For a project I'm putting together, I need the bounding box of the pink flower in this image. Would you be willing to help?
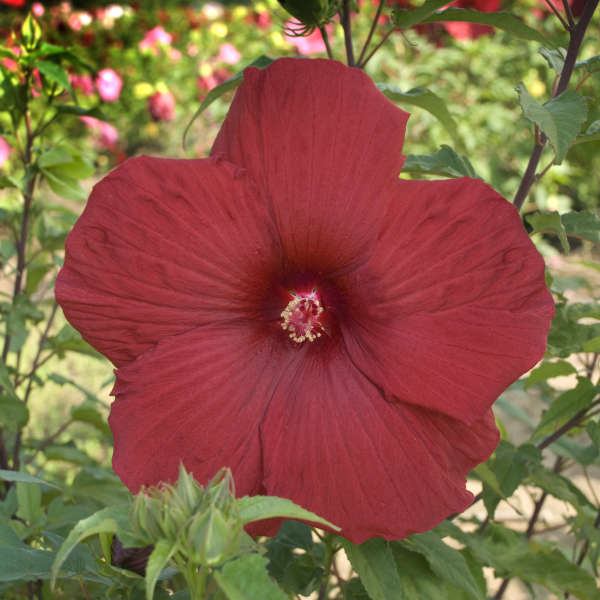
[285,20,327,55]
[96,68,122,102]
[32,2,44,17]
[80,116,119,147]
[70,73,94,96]
[217,43,241,65]
[148,91,176,122]
[139,26,172,52]
[0,137,11,168]
[197,67,231,97]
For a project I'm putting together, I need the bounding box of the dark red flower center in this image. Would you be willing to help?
[280,289,324,344]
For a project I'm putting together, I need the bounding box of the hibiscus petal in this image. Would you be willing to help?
[211,58,409,274]
[259,348,499,544]
[110,324,289,495]
[55,156,280,367]
[343,177,555,424]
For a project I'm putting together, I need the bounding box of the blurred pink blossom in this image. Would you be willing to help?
[168,47,182,61]
[197,67,231,98]
[0,137,11,168]
[96,68,122,102]
[32,2,44,17]
[68,11,93,31]
[217,43,241,65]
[285,21,327,55]
[148,91,176,122]
[80,116,119,147]
[139,26,172,52]
[187,43,199,57]
[70,73,94,96]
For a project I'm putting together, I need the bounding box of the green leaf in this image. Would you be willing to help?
[36,60,72,94]
[50,504,130,587]
[481,523,599,599]
[403,531,481,600]
[378,84,462,149]
[482,442,541,517]
[0,393,29,430]
[0,357,18,402]
[402,145,479,179]
[525,360,577,388]
[0,469,60,489]
[145,539,176,600]
[574,121,600,145]
[183,55,275,147]
[575,54,600,75]
[516,84,588,164]
[561,210,600,244]
[55,104,106,119]
[527,467,593,513]
[539,47,566,73]
[45,323,104,359]
[526,211,569,251]
[340,538,402,600]
[16,481,43,524]
[70,403,111,436]
[532,377,598,441]
[38,147,73,168]
[421,8,551,45]
[214,554,288,600]
[389,543,445,599]
[582,336,600,352]
[391,0,448,29]
[43,168,86,202]
[237,496,339,530]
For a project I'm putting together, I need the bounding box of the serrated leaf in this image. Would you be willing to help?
[403,531,481,600]
[526,211,569,251]
[145,540,176,600]
[237,496,339,530]
[214,553,288,600]
[341,538,402,600]
[525,360,577,388]
[391,0,448,29]
[402,145,479,178]
[50,504,130,587]
[377,84,461,148]
[421,8,551,45]
[36,60,72,94]
[532,377,597,441]
[561,210,600,244]
[183,55,275,147]
[516,84,588,163]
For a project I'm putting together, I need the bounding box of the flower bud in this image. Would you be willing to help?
[278,0,337,33]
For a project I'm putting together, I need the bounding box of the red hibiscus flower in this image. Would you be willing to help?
[443,0,502,40]
[55,59,554,543]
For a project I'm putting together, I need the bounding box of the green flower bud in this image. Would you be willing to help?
[278,0,338,33]
[20,13,42,52]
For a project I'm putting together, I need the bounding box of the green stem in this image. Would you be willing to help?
[340,0,355,66]
[357,0,385,66]
[317,533,337,600]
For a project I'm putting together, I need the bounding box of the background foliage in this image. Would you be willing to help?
[0,0,600,598]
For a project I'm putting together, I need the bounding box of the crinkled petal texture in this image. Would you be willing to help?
[343,177,555,425]
[55,156,280,367]
[212,58,409,274]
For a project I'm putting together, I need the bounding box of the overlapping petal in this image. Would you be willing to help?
[110,324,293,495]
[211,58,409,274]
[259,347,499,543]
[342,177,555,424]
[55,156,281,367]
